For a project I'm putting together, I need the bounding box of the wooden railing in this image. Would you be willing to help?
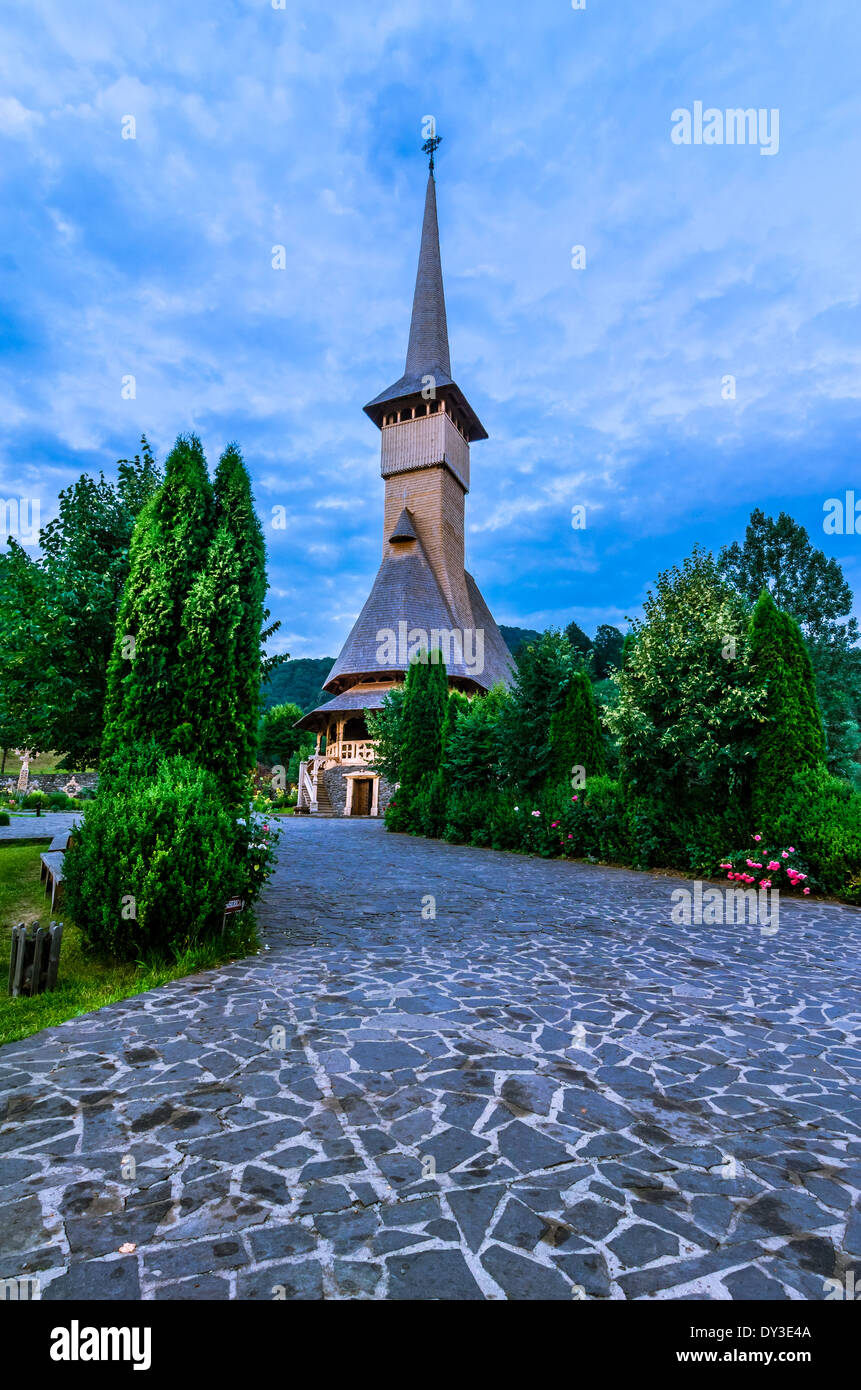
[297,743,379,812]
[336,741,376,765]
[297,759,319,812]
[318,741,376,767]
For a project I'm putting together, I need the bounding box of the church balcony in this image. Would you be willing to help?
[321,740,377,767]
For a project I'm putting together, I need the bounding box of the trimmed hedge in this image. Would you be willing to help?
[64,747,249,960]
[772,766,861,903]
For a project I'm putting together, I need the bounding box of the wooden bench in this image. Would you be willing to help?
[39,852,66,910]
[49,831,72,852]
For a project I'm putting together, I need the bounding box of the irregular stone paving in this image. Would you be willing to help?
[0,813,80,842]
[2,818,861,1301]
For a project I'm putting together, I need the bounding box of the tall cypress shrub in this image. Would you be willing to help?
[103,435,214,756]
[442,689,470,756]
[389,654,448,830]
[498,630,571,796]
[175,525,244,800]
[399,654,448,791]
[749,589,826,825]
[213,443,266,789]
[549,669,606,789]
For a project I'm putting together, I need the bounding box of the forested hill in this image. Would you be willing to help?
[262,657,334,713]
[499,625,541,655]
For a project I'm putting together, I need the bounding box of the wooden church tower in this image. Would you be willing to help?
[296,142,513,816]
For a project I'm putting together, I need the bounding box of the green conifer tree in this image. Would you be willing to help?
[210,443,267,797]
[175,525,244,800]
[103,435,214,756]
[749,589,827,824]
[549,669,606,789]
[498,630,571,796]
[397,654,449,819]
[442,689,470,756]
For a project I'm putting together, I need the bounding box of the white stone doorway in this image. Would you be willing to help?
[344,773,380,817]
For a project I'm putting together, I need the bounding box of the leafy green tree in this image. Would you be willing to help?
[591,624,625,680]
[0,440,162,767]
[103,435,215,757]
[258,702,306,767]
[0,539,53,757]
[367,685,405,784]
[286,735,315,786]
[499,630,572,796]
[605,547,764,815]
[564,620,592,663]
[549,670,606,788]
[720,508,861,776]
[719,508,858,645]
[807,641,861,785]
[747,589,826,825]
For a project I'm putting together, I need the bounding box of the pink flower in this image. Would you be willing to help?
[767,861,780,871]
[746,860,762,869]
[803,887,810,895]
[782,851,789,859]
[789,846,796,853]
[753,834,762,842]
[531,810,540,818]
[572,795,579,802]
[567,834,573,839]
[759,879,772,889]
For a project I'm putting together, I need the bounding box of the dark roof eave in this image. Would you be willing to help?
[363,378,487,442]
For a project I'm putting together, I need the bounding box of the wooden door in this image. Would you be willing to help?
[352,779,371,816]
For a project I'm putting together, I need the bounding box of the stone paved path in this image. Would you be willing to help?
[0,813,80,842]
[2,818,861,1300]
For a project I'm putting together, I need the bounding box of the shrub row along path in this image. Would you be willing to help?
[2,817,861,1301]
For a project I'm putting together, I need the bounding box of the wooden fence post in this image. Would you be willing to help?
[45,921,63,991]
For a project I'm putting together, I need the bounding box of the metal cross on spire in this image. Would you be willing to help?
[422,132,442,172]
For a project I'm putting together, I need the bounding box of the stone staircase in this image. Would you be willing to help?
[314,777,335,816]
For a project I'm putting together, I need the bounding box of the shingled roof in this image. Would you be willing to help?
[364,172,487,441]
[323,530,514,694]
[294,684,392,732]
[389,506,417,543]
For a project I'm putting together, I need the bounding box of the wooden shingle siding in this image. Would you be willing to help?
[381,411,469,492]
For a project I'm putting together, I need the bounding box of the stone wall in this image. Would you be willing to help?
[322,767,348,816]
[3,772,99,795]
[320,767,395,817]
[377,775,395,813]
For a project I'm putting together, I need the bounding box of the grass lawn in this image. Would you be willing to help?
[0,841,258,1047]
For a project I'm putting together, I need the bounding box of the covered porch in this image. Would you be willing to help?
[294,684,395,816]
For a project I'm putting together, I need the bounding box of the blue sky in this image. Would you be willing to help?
[1,0,860,657]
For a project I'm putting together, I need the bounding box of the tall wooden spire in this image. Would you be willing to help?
[404,172,451,381]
